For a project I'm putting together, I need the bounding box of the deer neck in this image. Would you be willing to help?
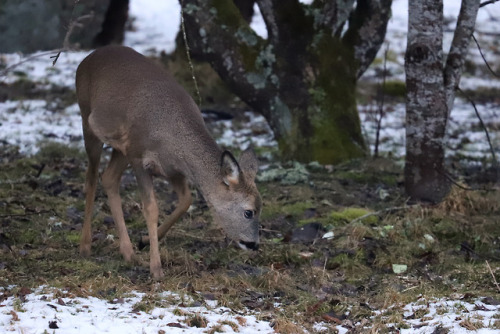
[158,138,223,204]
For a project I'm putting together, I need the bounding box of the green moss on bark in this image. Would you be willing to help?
[274,33,366,164]
[211,0,246,29]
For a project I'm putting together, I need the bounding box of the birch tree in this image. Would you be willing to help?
[182,0,392,164]
[405,0,480,203]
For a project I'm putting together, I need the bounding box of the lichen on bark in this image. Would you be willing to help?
[404,0,480,203]
[181,0,392,164]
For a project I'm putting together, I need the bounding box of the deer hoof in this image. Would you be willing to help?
[138,236,150,250]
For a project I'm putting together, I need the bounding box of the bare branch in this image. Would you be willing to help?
[255,0,280,45]
[255,0,311,56]
[181,0,277,120]
[315,0,356,35]
[458,88,498,169]
[0,50,62,78]
[343,0,393,78]
[52,13,94,66]
[374,44,389,157]
[471,34,500,78]
[480,0,500,7]
[443,0,480,112]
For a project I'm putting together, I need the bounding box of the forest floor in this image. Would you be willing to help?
[1,0,500,333]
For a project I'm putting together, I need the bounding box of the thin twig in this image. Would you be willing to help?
[471,34,500,78]
[480,0,500,8]
[180,1,202,107]
[0,210,57,218]
[350,205,419,224]
[458,88,498,169]
[374,43,389,157]
[485,260,500,293]
[0,50,62,78]
[442,172,496,191]
[52,13,94,66]
[439,160,498,191]
[1,3,91,77]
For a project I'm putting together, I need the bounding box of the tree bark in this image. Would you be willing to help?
[405,0,480,203]
[181,0,392,164]
[93,0,129,47]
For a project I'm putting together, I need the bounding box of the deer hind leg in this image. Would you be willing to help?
[101,149,134,262]
[80,128,103,257]
[133,163,164,280]
[140,174,192,246]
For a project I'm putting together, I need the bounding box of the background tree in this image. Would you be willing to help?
[405,0,480,203]
[182,0,392,164]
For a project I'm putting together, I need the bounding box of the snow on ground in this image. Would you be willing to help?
[0,1,498,159]
[0,100,82,153]
[0,287,274,334]
[390,296,500,334]
[2,287,500,334]
[1,1,500,333]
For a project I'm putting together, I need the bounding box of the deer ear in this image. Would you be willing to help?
[239,147,259,180]
[220,151,241,186]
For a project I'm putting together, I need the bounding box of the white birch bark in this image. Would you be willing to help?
[405,0,480,203]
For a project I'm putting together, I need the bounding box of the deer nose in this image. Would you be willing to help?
[239,240,259,251]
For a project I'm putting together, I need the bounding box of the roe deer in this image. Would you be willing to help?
[76,45,261,279]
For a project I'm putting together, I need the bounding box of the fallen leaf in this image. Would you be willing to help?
[392,264,407,274]
[321,314,342,324]
[10,310,19,321]
[482,296,500,305]
[474,303,492,311]
[235,316,247,326]
[47,304,58,311]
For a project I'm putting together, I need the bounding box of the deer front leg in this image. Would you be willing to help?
[133,163,164,280]
[102,149,134,262]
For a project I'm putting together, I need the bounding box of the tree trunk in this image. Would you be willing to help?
[93,0,129,47]
[181,0,392,164]
[405,0,480,203]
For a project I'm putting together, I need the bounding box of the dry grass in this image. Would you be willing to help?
[1,147,499,331]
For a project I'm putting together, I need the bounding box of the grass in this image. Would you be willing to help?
[0,143,499,332]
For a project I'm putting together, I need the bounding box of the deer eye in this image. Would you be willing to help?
[244,210,254,219]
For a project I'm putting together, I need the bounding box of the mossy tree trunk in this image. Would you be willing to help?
[405,0,480,203]
[182,0,392,164]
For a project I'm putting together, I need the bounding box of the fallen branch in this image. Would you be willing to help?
[443,172,497,192]
[0,209,58,218]
[485,260,500,293]
[350,204,419,224]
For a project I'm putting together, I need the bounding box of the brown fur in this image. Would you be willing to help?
[75,46,261,280]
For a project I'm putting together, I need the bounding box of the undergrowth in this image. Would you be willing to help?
[0,145,499,332]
